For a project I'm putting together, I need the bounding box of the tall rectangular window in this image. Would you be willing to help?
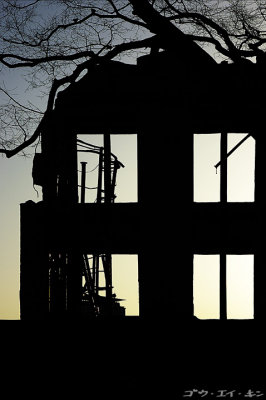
[193,255,220,319]
[112,254,139,316]
[193,254,254,320]
[193,134,220,202]
[227,134,255,202]
[110,135,138,203]
[226,255,254,319]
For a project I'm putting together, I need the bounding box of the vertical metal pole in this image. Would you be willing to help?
[103,134,112,315]
[111,159,119,203]
[95,256,99,296]
[92,255,96,289]
[97,148,103,204]
[254,133,260,319]
[104,253,113,316]
[94,147,103,310]
[220,133,227,320]
[220,132,228,204]
[220,253,227,320]
[104,133,112,204]
[80,162,87,204]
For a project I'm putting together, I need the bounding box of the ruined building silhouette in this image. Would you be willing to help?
[19,32,266,391]
[20,35,266,322]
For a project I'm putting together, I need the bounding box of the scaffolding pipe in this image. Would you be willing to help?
[80,162,87,204]
[111,159,120,202]
[102,254,113,316]
[104,133,112,204]
[220,132,227,203]
[220,253,227,320]
[97,148,104,204]
[215,133,251,170]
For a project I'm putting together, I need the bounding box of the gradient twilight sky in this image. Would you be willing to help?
[0,154,35,319]
[0,3,256,320]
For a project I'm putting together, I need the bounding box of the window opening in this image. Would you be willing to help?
[48,251,139,317]
[77,134,138,204]
[82,253,139,317]
[193,133,255,203]
[194,134,220,202]
[193,254,254,320]
[226,255,254,319]
[227,134,255,202]
[193,255,220,319]
[112,255,139,316]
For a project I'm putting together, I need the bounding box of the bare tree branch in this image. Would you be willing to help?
[1,10,96,48]
[0,34,158,158]
[0,49,96,68]
[8,0,40,10]
[0,86,44,114]
[129,0,217,62]
[1,0,266,158]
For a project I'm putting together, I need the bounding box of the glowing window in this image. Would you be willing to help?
[193,254,254,320]
[194,134,220,202]
[112,254,139,316]
[82,254,139,317]
[193,133,255,202]
[77,134,138,203]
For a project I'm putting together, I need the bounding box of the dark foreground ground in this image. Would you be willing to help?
[0,319,264,399]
